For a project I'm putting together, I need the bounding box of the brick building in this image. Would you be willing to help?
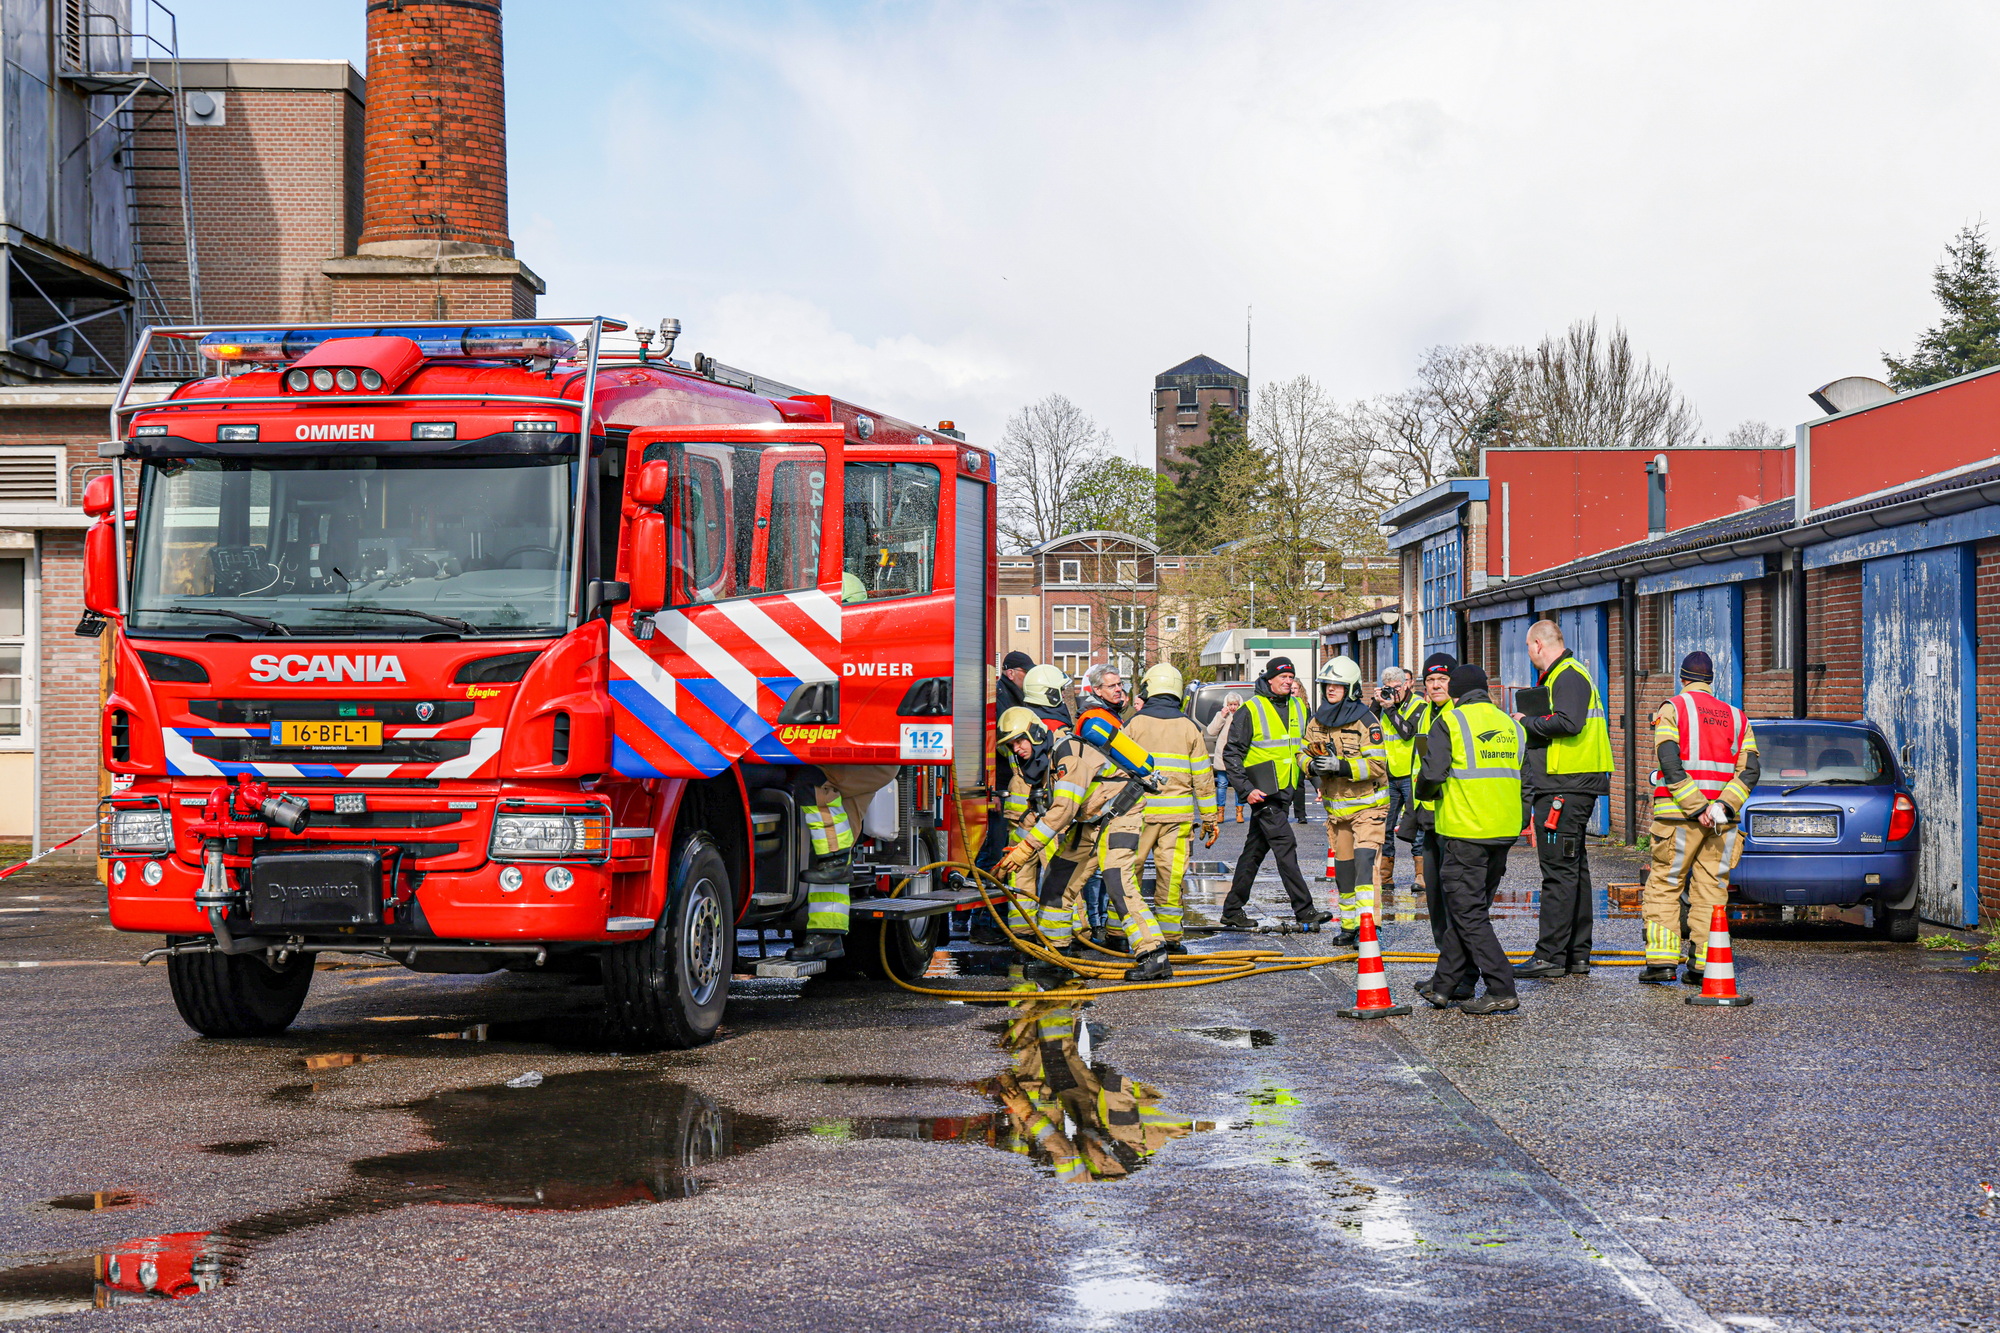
[1023,532,1161,680]
[1448,364,2000,929]
[134,59,366,324]
[1152,354,1246,475]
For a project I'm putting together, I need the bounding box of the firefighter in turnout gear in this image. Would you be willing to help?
[1639,652,1760,986]
[1306,656,1389,947]
[1120,663,1219,946]
[787,763,903,963]
[994,667,1073,937]
[1021,663,1074,731]
[993,708,1175,982]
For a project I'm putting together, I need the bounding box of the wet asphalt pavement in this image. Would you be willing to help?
[2,819,1997,1332]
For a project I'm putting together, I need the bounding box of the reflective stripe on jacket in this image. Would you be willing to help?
[1541,656,1614,775]
[1435,700,1525,840]
[1123,708,1219,823]
[1244,694,1306,793]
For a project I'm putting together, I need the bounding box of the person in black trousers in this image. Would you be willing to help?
[1511,621,1613,979]
[1402,654,1457,985]
[1216,659,1331,931]
[1413,664,1521,1015]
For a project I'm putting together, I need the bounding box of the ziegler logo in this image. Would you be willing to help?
[295,423,376,441]
[465,685,501,699]
[778,725,841,744]
[249,653,406,683]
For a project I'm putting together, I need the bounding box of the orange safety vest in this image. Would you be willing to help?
[1653,690,1746,804]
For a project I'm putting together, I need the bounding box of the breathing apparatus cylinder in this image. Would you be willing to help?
[1076,712,1157,782]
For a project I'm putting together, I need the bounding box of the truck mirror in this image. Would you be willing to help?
[629,512,667,611]
[83,519,119,615]
[82,473,115,517]
[632,460,670,508]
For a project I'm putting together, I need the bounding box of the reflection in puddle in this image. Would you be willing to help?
[1068,1246,1175,1327]
[43,1192,148,1213]
[0,1233,225,1320]
[301,1053,384,1072]
[1181,1027,1279,1049]
[201,1141,274,1158]
[820,1074,972,1090]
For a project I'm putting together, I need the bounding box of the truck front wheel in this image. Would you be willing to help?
[166,939,314,1037]
[603,834,733,1048]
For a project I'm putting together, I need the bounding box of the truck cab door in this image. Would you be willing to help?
[838,443,993,797]
[611,424,846,778]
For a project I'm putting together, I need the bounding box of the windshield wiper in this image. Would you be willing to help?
[156,606,291,636]
[1780,776,1877,796]
[311,604,477,635]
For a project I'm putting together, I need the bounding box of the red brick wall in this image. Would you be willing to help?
[327,273,537,322]
[1807,566,1864,720]
[361,0,512,251]
[137,85,364,324]
[37,534,97,851]
[1976,541,2000,925]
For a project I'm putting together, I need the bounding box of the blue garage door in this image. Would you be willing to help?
[1496,614,1533,714]
[1862,547,1976,927]
[1553,604,1612,836]
[1672,585,1743,708]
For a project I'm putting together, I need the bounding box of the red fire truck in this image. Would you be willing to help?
[87,317,995,1047]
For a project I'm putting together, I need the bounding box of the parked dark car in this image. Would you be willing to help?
[1731,719,1921,940]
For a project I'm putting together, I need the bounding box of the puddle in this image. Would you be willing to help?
[820,1074,972,1090]
[0,1234,224,1319]
[1181,1026,1279,1049]
[922,947,1028,979]
[43,1192,148,1213]
[201,1141,274,1158]
[432,1024,490,1041]
[266,1084,316,1104]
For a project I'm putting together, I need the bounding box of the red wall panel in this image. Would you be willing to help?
[1486,447,1793,580]
[1805,368,2000,513]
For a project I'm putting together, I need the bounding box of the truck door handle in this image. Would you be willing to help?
[777,681,839,724]
[896,677,953,717]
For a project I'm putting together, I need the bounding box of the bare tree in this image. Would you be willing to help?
[1340,344,1521,507]
[1721,419,1786,448]
[1513,318,1701,450]
[996,394,1106,550]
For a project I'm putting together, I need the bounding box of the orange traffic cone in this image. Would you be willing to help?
[1687,905,1753,1007]
[1340,911,1411,1019]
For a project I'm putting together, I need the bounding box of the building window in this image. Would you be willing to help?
[1769,576,1793,670]
[1656,594,1675,673]
[1116,559,1138,585]
[1177,388,1197,409]
[1420,534,1460,646]
[0,559,23,739]
[1014,614,1030,633]
[1163,615,1179,631]
[1053,605,1090,633]
[1110,606,1140,634]
[1304,560,1327,587]
[1058,559,1081,584]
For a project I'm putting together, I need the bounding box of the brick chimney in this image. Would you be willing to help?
[320,0,544,321]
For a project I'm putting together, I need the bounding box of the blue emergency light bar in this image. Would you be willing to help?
[197,325,578,365]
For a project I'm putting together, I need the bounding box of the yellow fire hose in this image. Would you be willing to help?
[873,859,1647,1001]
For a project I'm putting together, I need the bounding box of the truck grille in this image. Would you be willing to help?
[189,700,477,724]
[189,736,472,764]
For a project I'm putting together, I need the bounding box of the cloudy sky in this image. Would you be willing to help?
[175,1,1999,462]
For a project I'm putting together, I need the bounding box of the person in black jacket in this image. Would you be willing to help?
[1511,621,1613,979]
[1217,658,1331,932]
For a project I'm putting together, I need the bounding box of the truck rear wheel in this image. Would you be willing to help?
[166,939,314,1037]
[603,834,733,1048]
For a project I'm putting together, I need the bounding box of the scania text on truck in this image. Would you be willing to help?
[86,317,996,1047]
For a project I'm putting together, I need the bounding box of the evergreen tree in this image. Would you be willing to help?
[1158,402,1268,552]
[1885,223,2000,391]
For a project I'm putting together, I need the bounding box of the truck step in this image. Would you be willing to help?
[853,888,1001,919]
[753,958,827,979]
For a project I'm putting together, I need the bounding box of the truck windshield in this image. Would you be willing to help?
[1756,725,1893,786]
[128,456,574,637]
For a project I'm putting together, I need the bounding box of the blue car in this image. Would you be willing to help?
[1730,719,1921,940]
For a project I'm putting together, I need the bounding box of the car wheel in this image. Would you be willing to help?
[1881,905,1920,943]
[602,834,733,1048]
[166,939,314,1037]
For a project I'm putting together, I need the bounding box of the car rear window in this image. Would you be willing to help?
[1756,726,1893,785]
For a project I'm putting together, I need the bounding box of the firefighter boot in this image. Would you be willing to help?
[1124,946,1174,982]
[1638,920,1679,985]
[789,854,852,962]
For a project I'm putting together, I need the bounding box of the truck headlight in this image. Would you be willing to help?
[490,812,608,860]
[109,809,172,853]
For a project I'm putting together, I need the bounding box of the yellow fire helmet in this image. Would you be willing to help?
[1139,662,1184,701]
[840,571,868,604]
[1021,664,1067,709]
[997,706,1049,747]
